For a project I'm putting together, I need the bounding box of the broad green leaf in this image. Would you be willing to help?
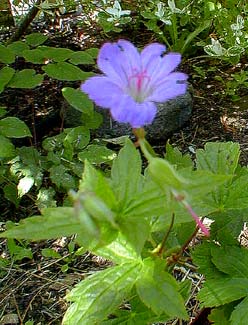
[211,246,248,278]
[36,187,56,210]
[7,69,44,89]
[165,142,192,169]
[223,175,248,210]
[41,248,61,258]
[198,278,248,307]
[230,296,248,325]
[148,157,188,191]
[42,62,93,81]
[25,33,48,47]
[95,234,139,264]
[81,110,103,129]
[192,242,223,278]
[7,41,29,56]
[102,292,170,324]
[209,304,233,325]
[62,87,93,114]
[210,209,245,241]
[136,258,188,319]
[0,67,15,93]
[80,160,116,209]
[69,51,95,65]
[3,183,19,207]
[22,49,47,64]
[0,207,81,240]
[0,45,15,63]
[49,165,76,189]
[0,117,31,138]
[64,126,90,150]
[111,139,142,206]
[63,261,142,324]
[196,142,240,175]
[78,144,116,164]
[38,46,73,62]
[119,216,150,254]
[0,135,15,157]
[123,178,166,218]
[85,47,99,58]
[17,176,34,197]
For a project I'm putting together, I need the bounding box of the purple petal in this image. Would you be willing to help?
[97,40,142,88]
[141,43,166,69]
[148,53,182,86]
[81,76,122,108]
[147,73,188,102]
[110,95,157,128]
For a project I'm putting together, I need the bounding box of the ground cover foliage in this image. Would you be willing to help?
[0,0,248,324]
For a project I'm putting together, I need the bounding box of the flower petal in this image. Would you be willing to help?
[141,43,166,69]
[97,42,127,86]
[81,76,122,108]
[110,95,157,128]
[147,74,188,102]
[116,39,141,76]
[148,53,182,86]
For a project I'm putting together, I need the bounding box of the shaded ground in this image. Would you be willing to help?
[0,19,248,325]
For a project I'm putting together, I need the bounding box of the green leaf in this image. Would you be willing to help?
[165,142,192,169]
[209,304,233,325]
[0,135,15,157]
[95,234,139,264]
[49,165,76,189]
[192,242,223,278]
[25,33,48,47]
[7,69,44,89]
[211,246,248,278]
[7,41,29,56]
[148,157,188,191]
[63,261,142,324]
[7,238,33,261]
[119,216,150,254]
[85,47,99,58]
[17,176,34,197]
[64,126,90,150]
[230,296,248,325]
[78,144,116,164]
[0,44,15,63]
[111,139,142,206]
[0,207,80,240]
[80,160,116,209]
[196,142,240,175]
[81,110,103,129]
[198,278,248,307]
[62,87,93,114]
[36,187,57,210]
[41,248,61,259]
[42,62,93,81]
[136,258,188,319]
[22,49,47,64]
[0,117,32,138]
[38,46,73,62]
[69,51,95,65]
[3,183,19,207]
[0,67,15,93]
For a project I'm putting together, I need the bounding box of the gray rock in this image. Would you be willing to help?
[95,91,193,141]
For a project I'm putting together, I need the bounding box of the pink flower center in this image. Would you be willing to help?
[128,68,152,102]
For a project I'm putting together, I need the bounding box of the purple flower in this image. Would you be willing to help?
[81,39,188,128]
